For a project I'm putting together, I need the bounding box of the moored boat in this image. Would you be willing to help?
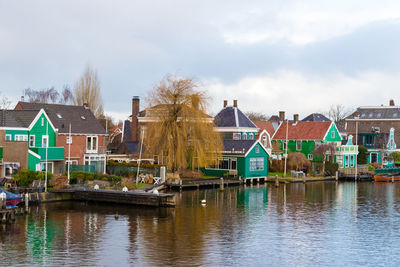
[374,174,400,182]
[0,189,23,208]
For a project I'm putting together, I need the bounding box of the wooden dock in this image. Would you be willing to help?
[30,189,176,207]
[167,178,242,190]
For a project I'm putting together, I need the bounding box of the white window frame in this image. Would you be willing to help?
[331,131,335,138]
[42,135,49,148]
[41,162,54,173]
[15,135,28,141]
[296,140,302,151]
[242,133,247,140]
[5,134,12,141]
[350,155,354,167]
[233,133,241,140]
[308,154,313,160]
[249,133,254,140]
[86,136,98,153]
[250,158,264,171]
[66,136,72,145]
[262,136,268,147]
[29,135,35,147]
[255,146,260,153]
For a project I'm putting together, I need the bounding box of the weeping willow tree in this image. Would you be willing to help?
[144,75,222,173]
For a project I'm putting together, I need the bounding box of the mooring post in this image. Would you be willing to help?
[160,166,166,183]
[25,193,29,210]
[0,192,6,210]
[275,175,279,187]
[392,176,394,183]
[335,171,338,181]
[220,177,224,191]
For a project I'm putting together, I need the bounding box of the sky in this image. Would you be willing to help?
[1,0,400,122]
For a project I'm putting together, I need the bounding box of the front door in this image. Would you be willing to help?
[370,153,378,163]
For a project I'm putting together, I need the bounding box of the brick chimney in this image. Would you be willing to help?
[293,114,299,123]
[390,99,395,106]
[233,100,238,107]
[279,111,285,122]
[130,96,140,142]
[223,100,228,107]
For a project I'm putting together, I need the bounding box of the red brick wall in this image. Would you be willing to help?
[57,134,107,165]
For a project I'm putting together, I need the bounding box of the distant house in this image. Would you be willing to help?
[0,109,64,177]
[345,99,400,166]
[272,116,358,170]
[302,113,330,122]
[15,102,107,173]
[202,100,270,178]
[253,121,279,153]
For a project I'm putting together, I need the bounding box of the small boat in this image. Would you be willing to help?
[0,189,23,208]
[374,174,400,182]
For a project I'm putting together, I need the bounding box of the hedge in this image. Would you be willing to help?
[69,171,122,185]
[12,170,53,187]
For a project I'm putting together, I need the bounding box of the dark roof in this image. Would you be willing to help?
[123,120,131,142]
[268,115,281,122]
[347,107,400,120]
[16,102,106,134]
[302,113,331,122]
[222,140,257,155]
[124,141,139,153]
[0,110,39,127]
[214,106,257,128]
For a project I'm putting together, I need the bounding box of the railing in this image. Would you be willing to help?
[375,167,400,174]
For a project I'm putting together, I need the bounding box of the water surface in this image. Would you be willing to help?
[1,182,400,266]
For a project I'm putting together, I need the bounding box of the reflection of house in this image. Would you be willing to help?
[203,100,270,178]
[346,99,400,166]
[15,102,107,173]
[272,114,357,169]
[0,109,64,177]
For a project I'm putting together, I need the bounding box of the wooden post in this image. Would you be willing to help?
[220,177,224,191]
[0,192,6,210]
[275,175,279,187]
[392,176,394,183]
[335,171,338,181]
[25,193,29,209]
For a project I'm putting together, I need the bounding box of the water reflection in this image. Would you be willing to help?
[2,182,400,266]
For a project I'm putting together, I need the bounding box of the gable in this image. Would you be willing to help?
[245,140,270,157]
[323,123,342,142]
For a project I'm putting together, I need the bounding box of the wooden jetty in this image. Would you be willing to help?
[166,178,242,191]
[41,189,176,207]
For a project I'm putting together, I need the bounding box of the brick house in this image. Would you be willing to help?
[15,102,107,173]
[345,99,400,166]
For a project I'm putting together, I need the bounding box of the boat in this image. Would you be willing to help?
[0,189,23,208]
[374,174,400,182]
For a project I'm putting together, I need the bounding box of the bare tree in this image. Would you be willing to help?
[0,92,11,109]
[245,111,269,122]
[326,104,352,128]
[144,75,222,173]
[23,86,73,104]
[74,65,103,118]
[313,143,336,175]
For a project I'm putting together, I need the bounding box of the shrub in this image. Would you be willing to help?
[325,162,339,176]
[12,170,52,187]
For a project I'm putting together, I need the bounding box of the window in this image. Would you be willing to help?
[242,133,247,140]
[262,136,268,147]
[249,133,254,140]
[41,162,54,173]
[331,131,335,138]
[255,146,260,153]
[207,158,237,170]
[29,135,35,147]
[283,141,287,150]
[250,158,264,171]
[393,113,398,118]
[308,154,313,160]
[218,158,230,169]
[5,134,11,141]
[377,113,381,118]
[233,133,241,140]
[42,135,48,148]
[86,136,98,152]
[365,135,374,146]
[66,136,72,144]
[350,155,354,167]
[41,118,44,126]
[15,135,28,141]
[361,113,366,118]
[231,159,237,170]
[368,113,373,118]
[296,140,302,151]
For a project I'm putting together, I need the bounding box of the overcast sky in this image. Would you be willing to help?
[1,0,400,121]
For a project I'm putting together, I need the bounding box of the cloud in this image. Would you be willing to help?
[204,70,400,118]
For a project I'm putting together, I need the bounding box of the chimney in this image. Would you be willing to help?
[293,114,299,123]
[390,99,395,106]
[131,96,140,142]
[21,96,24,102]
[279,111,285,122]
[233,100,238,107]
[223,100,228,108]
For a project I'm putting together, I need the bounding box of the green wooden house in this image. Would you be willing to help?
[272,120,358,169]
[0,109,64,177]
[202,100,270,178]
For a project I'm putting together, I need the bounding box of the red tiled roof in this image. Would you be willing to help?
[254,121,277,136]
[272,121,332,140]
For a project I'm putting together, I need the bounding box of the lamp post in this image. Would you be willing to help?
[354,115,360,182]
[283,119,289,177]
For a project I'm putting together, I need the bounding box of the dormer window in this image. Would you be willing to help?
[233,133,241,140]
[249,133,254,140]
[242,133,247,140]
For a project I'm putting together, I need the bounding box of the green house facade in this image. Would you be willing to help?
[0,109,64,177]
[202,100,270,178]
[272,120,358,170]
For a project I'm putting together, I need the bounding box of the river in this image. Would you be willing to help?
[1,182,400,266]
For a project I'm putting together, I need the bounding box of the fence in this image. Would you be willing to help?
[107,165,160,177]
[70,165,96,173]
